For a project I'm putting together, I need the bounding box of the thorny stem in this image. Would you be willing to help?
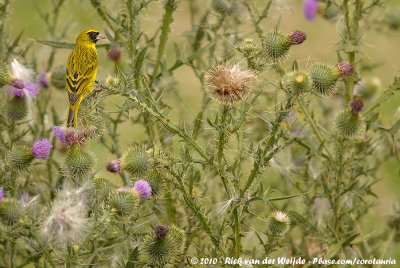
[243,95,295,193]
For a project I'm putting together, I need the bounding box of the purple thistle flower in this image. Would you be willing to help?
[133,180,152,200]
[290,31,307,45]
[52,126,67,144]
[337,62,354,77]
[154,225,169,239]
[107,47,121,62]
[0,188,4,202]
[304,0,319,21]
[8,80,39,98]
[107,159,122,173]
[20,192,29,204]
[292,130,305,138]
[350,99,364,114]
[38,73,49,88]
[31,139,53,160]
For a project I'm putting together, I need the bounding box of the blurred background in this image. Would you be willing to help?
[4,0,400,258]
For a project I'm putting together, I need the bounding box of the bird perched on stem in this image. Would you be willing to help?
[66,29,105,127]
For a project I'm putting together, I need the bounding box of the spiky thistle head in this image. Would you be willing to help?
[263,31,292,63]
[41,186,88,246]
[282,71,311,95]
[7,145,34,172]
[141,224,185,266]
[205,64,257,106]
[266,211,291,237]
[64,129,86,146]
[309,63,340,95]
[7,96,28,121]
[0,198,24,225]
[336,110,362,137]
[63,145,95,180]
[111,189,139,217]
[121,145,153,178]
[145,170,166,196]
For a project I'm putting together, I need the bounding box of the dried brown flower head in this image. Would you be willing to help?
[205,64,257,105]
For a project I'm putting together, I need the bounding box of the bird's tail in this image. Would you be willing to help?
[67,106,76,127]
[66,97,83,127]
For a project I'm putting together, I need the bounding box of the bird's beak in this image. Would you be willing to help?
[96,34,106,41]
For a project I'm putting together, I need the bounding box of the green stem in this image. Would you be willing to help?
[150,0,176,85]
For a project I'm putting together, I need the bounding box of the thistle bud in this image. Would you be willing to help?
[7,96,28,121]
[52,126,67,144]
[146,170,166,196]
[266,211,291,237]
[289,31,307,45]
[211,0,238,16]
[263,30,306,63]
[106,159,122,173]
[38,72,49,88]
[121,146,153,177]
[309,63,340,95]
[7,146,34,172]
[336,110,362,137]
[111,190,139,217]
[105,75,121,88]
[142,224,184,266]
[0,60,11,87]
[336,62,354,77]
[350,99,364,114]
[63,145,95,180]
[282,71,311,95]
[107,46,121,62]
[204,64,257,106]
[50,65,66,90]
[154,225,170,240]
[238,39,259,58]
[0,198,24,225]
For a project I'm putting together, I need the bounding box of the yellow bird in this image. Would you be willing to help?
[66,29,105,127]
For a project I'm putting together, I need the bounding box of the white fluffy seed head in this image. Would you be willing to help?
[41,186,88,246]
[10,59,34,83]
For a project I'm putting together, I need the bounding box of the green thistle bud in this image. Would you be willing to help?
[211,0,238,16]
[142,229,177,267]
[63,145,95,180]
[7,96,28,121]
[263,31,292,63]
[146,170,166,196]
[7,146,34,172]
[105,74,121,89]
[121,146,153,178]
[282,71,311,95]
[309,63,340,95]
[0,198,24,225]
[111,190,139,217]
[91,177,116,202]
[0,60,11,87]
[336,110,362,137]
[238,39,259,58]
[50,65,66,90]
[266,211,291,237]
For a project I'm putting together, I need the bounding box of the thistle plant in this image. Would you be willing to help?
[0,0,399,267]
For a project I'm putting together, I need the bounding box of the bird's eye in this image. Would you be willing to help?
[87,31,99,42]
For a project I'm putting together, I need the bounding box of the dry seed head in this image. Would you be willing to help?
[205,64,257,106]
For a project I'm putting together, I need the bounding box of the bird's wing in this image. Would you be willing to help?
[66,48,98,106]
